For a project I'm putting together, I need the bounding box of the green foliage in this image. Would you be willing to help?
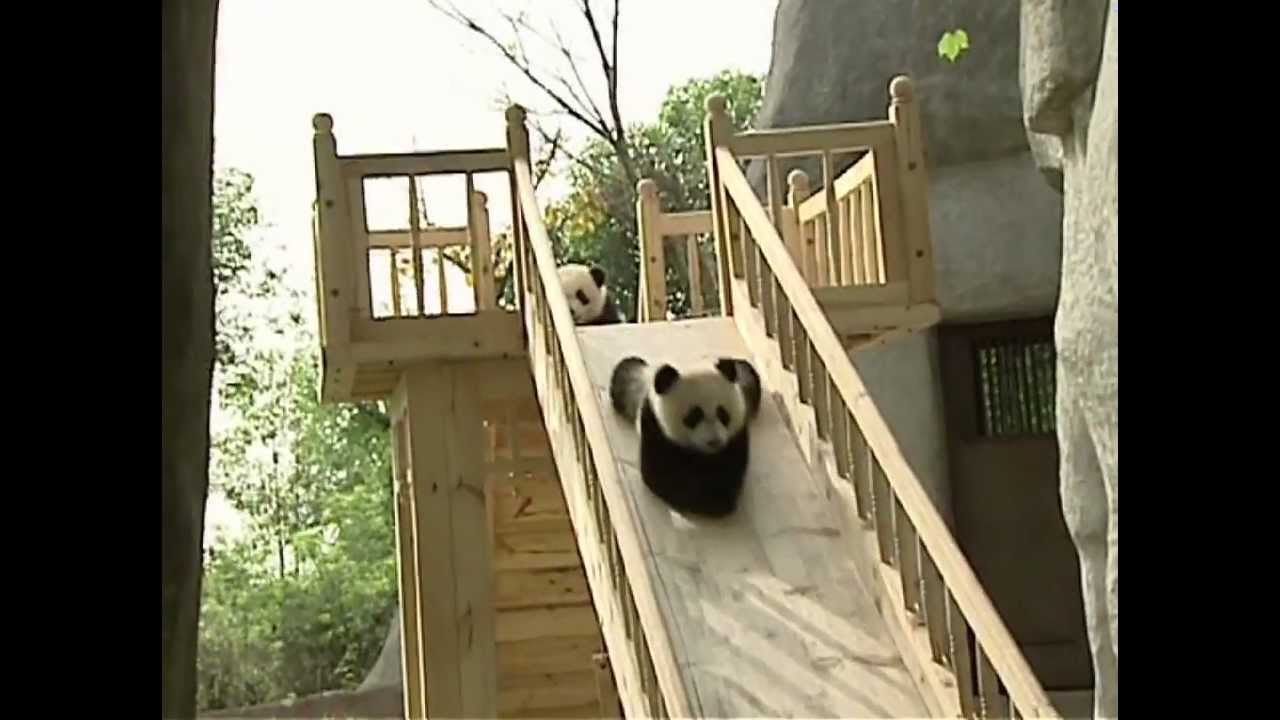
[545,70,763,318]
[200,168,397,712]
[937,29,971,63]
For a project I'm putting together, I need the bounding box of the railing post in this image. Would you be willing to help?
[636,179,666,322]
[784,169,812,283]
[888,76,935,305]
[505,105,531,321]
[703,94,735,316]
[311,113,355,401]
[469,190,495,311]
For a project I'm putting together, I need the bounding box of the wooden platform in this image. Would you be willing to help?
[574,317,930,718]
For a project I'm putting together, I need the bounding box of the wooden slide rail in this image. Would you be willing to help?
[505,105,691,719]
[703,76,1060,719]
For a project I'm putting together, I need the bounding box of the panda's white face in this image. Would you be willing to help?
[558,263,607,324]
[648,359,748,454]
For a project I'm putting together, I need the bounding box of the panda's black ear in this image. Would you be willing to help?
[653,364,680,395]
[714,358,738,383]
[589,266,607,288]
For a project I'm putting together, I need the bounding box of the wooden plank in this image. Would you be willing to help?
[348,312,524,364]
[366,227,470,250]
[729,122,895,158]
[657,210,712,237]
[451,362,498,717]
[495,566,591,609]
[498,635,602,676]
[496,605,602,644]
[493,473,571,528]
[339,147,510,177]
[390,417,426,719]
[400,366,462,717]
[499,670,599,714]
[492,528,583,572]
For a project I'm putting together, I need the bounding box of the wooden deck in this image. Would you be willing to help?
[574,317,929,718]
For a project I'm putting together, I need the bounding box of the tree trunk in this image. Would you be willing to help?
[162,0,220,717]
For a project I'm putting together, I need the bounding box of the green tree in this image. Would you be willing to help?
[546,69,763,319]
[199,168,397,712]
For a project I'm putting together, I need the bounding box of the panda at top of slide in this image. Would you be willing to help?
[557,262,626,325]
[609,354,763,518]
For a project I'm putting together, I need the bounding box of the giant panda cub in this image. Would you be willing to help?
[558,263,625,326]
[609,355,763,518]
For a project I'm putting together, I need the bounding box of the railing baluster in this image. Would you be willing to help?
[389,249,403,316]
[977,644,1006,719]
[685,235,705,316]
[812,358,830,440]
[795,316,812,404]
[848,420,872,522]
[821,151,842,285]
[407,175,426,315]
[760,260,777,338]
[871,460,895,566]
[848,188,865,285]
[947,592,979,718]
[777,280,795,370]
[830,381,851,480]
[863,179,883,284]
[894,498,923,618]
[920,548,949,666]
[814,211,830,285]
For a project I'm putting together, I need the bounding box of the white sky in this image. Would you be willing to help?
[204,0,776,543]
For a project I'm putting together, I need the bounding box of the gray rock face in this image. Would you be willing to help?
[930,153,1062,321]
[162,1,220,718]
[1021,1,1118,717]
[754,0,1028,168]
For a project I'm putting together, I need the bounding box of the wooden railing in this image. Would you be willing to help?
[312,113,506,329]
[634,180,719,322]
[704,76,1060,719]
[505,105,690,719]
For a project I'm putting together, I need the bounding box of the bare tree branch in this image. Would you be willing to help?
[578,1,624,146]
[426,0,614,141]
[548,19,608,132]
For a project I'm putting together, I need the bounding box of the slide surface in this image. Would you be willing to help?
[576,317,930,718]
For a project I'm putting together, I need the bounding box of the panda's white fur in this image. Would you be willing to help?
[609,355,762,517]
[557,263,624,325]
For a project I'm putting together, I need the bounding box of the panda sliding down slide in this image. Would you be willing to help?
[555,260,764,518]
[609,356,763,518]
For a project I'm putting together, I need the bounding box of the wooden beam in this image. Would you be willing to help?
[339,148,510,178]
[397,364,498,719]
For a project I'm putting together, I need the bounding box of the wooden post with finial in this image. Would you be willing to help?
[703,94,734,316]
[786,169,814,283]
[636,179,666,322]
[888,75,935,304]
[505,105,531,319]
[311,113,354,401]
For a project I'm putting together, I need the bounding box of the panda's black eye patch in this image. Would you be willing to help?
[716,406,731,426]
[682,407,705,429]
[575,290,590,304]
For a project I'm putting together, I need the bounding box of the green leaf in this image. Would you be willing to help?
[937,29,971,63]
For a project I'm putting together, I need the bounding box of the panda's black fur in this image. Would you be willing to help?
[559,263,625,326]
[609,355,762,518]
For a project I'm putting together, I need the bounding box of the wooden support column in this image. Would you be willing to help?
[391,362,497,720]
[390,417,426,719]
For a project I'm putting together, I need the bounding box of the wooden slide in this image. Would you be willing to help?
[572,316,931,718]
